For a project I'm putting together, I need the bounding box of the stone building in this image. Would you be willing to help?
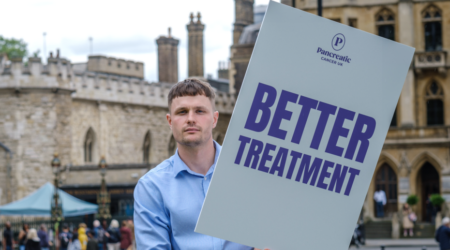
[0,21,234,216]
[229,0,450,237]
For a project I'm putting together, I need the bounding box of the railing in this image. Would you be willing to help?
[414,51,447,69]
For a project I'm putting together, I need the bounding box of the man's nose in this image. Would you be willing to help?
[187,110,196,123]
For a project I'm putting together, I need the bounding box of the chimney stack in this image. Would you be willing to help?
[233,0,254,45]
[187,12,205,78]
[156,27,179,83]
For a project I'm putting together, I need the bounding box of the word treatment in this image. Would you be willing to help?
[232,83,378,196]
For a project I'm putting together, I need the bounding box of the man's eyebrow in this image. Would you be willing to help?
[173,106,208,111]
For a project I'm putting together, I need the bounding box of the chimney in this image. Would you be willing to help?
[233,0,254,45]
[156,28,179,83]
[56,49,60,58]
[187,12,205,78]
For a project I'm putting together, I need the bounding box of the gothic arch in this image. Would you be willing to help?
[375,7,395,23]
[84,127,97,163]
[367,153,399,219]
[410,151,442,195]
[421,4,442,17]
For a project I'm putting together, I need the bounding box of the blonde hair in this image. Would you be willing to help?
[79,223,87,228]
[110,219,119,228]
[27,228,38,240]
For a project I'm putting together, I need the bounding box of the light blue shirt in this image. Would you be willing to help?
[134,141,253,250]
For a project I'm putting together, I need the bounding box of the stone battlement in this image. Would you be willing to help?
[0,58,235,114]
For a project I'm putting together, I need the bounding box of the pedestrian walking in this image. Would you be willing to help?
[436,217,450,250]
[18,224,29,250]
[37,224,52,250]
[373,188,386,217]
[69,233,81,250]
[3,222,14,250]
[402,203,415,237]
[92,220,105,250]
[59,224,72,250]
[126,220,135,250]
[78,224,88,250]
[86,231,98,250]
[25,229,41,250]
[105,220,121,250]
[119,221,132,250]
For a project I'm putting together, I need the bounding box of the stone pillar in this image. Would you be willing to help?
[187,13,205,78]
[280,0,294,7]
[233,0,254,45]
[156,28,179,83]
[29,57,42,77]
[398,0,415,127]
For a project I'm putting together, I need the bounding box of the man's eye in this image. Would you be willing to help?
[197,110,204,113]
[178,110,187,114]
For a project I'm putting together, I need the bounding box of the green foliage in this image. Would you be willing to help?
[0,36,28,59]
[431,194,445,207]
[407,194,419,206]
[32,49,40,58]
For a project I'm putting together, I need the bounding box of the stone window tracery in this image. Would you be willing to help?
[422,5,442,51]
[425,81,444,125]
[84,128,95,163]
[375,8,395,41]
[143,131,151,163]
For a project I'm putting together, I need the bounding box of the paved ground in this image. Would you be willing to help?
[349,238,439,250]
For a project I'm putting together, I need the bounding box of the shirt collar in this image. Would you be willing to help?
[172,141,222,178]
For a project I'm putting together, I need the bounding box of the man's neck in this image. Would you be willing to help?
[177,139,216,176]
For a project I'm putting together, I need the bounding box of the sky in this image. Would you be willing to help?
[1,0,279,82]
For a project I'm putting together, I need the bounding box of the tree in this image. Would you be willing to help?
[0,36,28,59]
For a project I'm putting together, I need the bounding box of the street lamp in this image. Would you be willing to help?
[97,156,111,219]
[51,153,63,223]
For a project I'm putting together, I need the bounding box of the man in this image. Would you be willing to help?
[2,222,13,250]
[436,217,450,250]
[373,187,386,217]
[134,79,265,250]
[38,224,52,250]
[59,224,72,250]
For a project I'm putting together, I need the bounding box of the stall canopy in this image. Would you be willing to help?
[0,182,98,216]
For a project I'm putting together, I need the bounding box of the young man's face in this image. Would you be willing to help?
[167,95,218,148]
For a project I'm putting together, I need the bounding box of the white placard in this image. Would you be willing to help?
[196,2,415,249]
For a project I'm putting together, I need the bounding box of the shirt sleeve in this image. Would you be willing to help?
[134,177,171,250]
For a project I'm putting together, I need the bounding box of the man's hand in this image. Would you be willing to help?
[104,232,110,237]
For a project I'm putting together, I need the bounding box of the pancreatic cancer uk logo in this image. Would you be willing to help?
[331,33,346,51]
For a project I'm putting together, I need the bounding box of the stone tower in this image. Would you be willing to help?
[233,0,254,45]
[187,12,205,78]
[156,28,179,83]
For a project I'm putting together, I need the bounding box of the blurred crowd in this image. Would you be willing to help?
[2,219,135,250]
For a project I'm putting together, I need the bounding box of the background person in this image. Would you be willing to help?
[92,220,105,250]
[18,224,29,250]
[119,221,131,250]
[59,224,72,250]
[126,220,134,250]
[78,224,88,250]
[436,217,450,250]
[86,231,98,250]
[105,220,121,250]
[3,222,13,250]
[25,229,40,250]
[373,188,386,217]
[402,203,414,237]
[37,224,52,250]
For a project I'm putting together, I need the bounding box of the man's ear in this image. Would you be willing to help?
[166,113,172,130]
[212,111,219,128]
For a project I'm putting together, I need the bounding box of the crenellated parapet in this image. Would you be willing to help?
[0,58,235,114]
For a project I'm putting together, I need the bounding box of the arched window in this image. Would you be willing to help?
[422,5,442,51]
[84,128,95,163]
[168,135,177,156]
[375,164,398,217]
[143,131,151,163]
[426,81,444,125]
[418,162,440,222]
[390,107,397,127]
[376,8,395,41]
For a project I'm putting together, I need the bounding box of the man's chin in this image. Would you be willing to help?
[180,137,204,147]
